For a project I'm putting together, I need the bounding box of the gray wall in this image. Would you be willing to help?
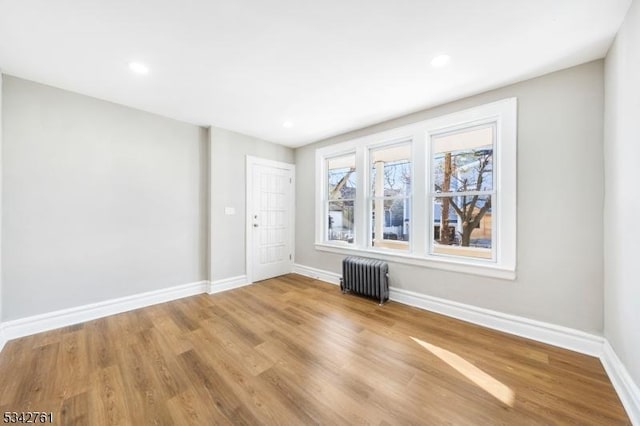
[1,76,209,320]
[604,0,640,386]
[0,73,3,324]
[295,60,605,333]
[210,127,293,281]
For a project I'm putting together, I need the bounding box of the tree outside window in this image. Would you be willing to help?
[432,125,495,259]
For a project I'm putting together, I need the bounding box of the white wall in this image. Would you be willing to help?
[210,127,294,282]
[1,76,209,321]
[604,0,640,387]
[295,61,605,333]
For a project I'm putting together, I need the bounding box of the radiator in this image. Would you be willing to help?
[341,256,389,305]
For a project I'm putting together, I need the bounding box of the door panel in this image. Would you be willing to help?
[251,163,293,282]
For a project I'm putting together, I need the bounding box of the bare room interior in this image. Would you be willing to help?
[0,0,639,424]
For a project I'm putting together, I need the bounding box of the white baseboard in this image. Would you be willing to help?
[1,280,209,343]
[293,263,603,356]
[390,286,604,357]
[0,325,6,353]
[209,275,251,294]
[293,264,341,285]
[601,341,640,425]
[0,275,252,350]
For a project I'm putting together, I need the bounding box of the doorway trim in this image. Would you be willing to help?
[245,155,296,284]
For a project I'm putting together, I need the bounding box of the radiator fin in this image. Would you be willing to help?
[341,256,389,304]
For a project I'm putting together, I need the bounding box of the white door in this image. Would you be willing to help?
[248,158,294,282]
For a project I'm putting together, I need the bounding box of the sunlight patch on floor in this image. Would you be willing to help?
[410,336,515,407]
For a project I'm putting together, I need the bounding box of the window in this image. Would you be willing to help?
[370,143,412,252]
[315,98,516,279]
[326,154,356,243]
[431,125,495,260]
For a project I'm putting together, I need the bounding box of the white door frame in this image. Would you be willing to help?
[245,155,296,284]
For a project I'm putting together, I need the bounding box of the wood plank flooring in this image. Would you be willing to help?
[0,274,630,425]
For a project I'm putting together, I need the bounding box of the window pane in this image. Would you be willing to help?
[371,198,410,251]
[328,200,354,243]
[432,195,492,259]
[327,154,356,200]
[433,126,493,193]
[371,144,411,197]
[370,144,411,251]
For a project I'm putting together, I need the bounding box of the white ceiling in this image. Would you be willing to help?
[0,0,631,147]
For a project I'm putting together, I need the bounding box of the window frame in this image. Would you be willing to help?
[367,139,414,253]
[428,122,497,262]
[314,98,517,280]
[323,151,357,246]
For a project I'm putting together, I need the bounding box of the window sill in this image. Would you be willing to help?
[314,243,516,280]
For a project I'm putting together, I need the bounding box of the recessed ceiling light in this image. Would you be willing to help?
[129,62,149,75]
[282,121,293,128]
[430,54,451,68]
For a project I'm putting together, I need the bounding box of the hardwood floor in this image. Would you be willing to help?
[0,274,630,425]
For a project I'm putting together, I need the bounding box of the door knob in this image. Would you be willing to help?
[253,223,259,227]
